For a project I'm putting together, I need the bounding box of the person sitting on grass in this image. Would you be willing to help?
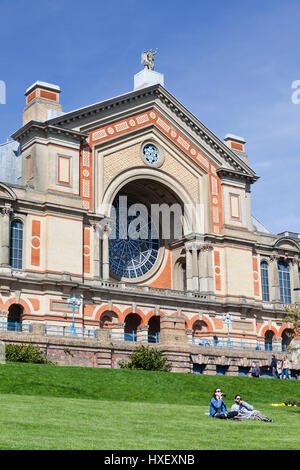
[209,388,239,419]
[231,395,273,422]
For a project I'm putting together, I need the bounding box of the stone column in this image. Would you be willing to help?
[159,316,187,345]
[95,328,110,342]
[186,328,193,345]
[137,325,149,343]
[185,245,193,291]
[1,206,12,267]
[198,244,214,292]
[291,258,300,303]
[102,223,110,280]
[192,246,199,291]
[30,322,46,336]
[92,223,101,279]
[269,255,280,302]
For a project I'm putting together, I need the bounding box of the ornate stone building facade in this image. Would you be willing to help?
[0,65,299,368]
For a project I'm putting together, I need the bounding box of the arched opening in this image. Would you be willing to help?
[264,330,274,351]
[99,311,119,329]
[124,313,141,341]
[7,303,23,331]
[108,178,186,283]
[148,315,160,343]
[192,320,209,345]
[281,328,294,351]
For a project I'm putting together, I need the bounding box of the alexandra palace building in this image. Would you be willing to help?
[0,63,299,363]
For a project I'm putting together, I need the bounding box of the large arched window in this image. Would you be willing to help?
[9,220,23,270]
[278,260,291,304]
[260,261,270,302]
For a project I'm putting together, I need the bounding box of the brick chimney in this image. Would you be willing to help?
[224,134,248,164]
[23,81,62,126]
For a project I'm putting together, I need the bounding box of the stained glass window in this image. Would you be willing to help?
[143,144,159,165]
[109,199,160,279]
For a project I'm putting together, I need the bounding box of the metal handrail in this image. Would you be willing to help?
[0,321,31,333]
[189,336,287,352]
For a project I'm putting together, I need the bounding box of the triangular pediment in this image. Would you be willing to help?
[16,84,258,182]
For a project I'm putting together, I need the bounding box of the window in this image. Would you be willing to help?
[260,261,270,301]
[278,260,291,304]
[9,220,23,269]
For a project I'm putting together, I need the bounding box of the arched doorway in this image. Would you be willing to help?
[7,303,23,331]
[265,330,274,351]
[192,320,209,345]
[281,328,294,351]
[148,316,160,343]
[124,313,141,341]
[99,311,119,329]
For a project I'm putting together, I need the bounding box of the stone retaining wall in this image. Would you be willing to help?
[0,320,299,378]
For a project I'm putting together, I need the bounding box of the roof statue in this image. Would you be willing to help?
[141,49,158,70]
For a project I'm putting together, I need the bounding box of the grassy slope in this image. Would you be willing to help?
[0,363,299,450]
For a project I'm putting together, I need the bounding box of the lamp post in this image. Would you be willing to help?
[67,294,82,335]
[222,313,233,346]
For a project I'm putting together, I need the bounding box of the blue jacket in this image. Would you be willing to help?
[209,397,228,417]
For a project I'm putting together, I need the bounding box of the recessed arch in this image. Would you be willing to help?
[100,167,196,234]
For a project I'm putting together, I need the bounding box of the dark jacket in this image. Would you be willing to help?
[270,357,277,369]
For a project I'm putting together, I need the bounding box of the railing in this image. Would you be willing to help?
[189,337,287,352]
[109,330,159,343]
[0,321,31,333]
[96,280,209,300]
[45,325,96,338]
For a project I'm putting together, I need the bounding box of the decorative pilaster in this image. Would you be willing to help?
[269,255,280,302]
[1,206,12,267]
[102,223,110,280]
[291,258,300,303]
[198,243,214,292]
[185,245,193,291]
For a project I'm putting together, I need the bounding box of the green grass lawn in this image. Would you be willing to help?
[0,363,299,450]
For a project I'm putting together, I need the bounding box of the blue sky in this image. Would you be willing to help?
[0,0,299,234]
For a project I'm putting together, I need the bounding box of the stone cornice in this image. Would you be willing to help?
[11,122,88,144]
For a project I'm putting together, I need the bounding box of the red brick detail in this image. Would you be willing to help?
[31,220,41,266]
[252,256,260,297]
[149,250,172,289]
[88,109,223,234]
[3,297,31,314]
[28,298,40,311]
[27,91,36,104]
[83,227,90,274]
[230,141,244,151]
[80,142,92,211]
[214,250,221,291]
[40,90,57,101]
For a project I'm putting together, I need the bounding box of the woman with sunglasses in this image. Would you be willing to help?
[209,388,239,419]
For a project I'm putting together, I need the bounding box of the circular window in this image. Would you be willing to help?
[143,144,159,165]
[109,199,160,279]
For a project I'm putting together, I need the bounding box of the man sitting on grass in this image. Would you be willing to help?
[231,395,273,422]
